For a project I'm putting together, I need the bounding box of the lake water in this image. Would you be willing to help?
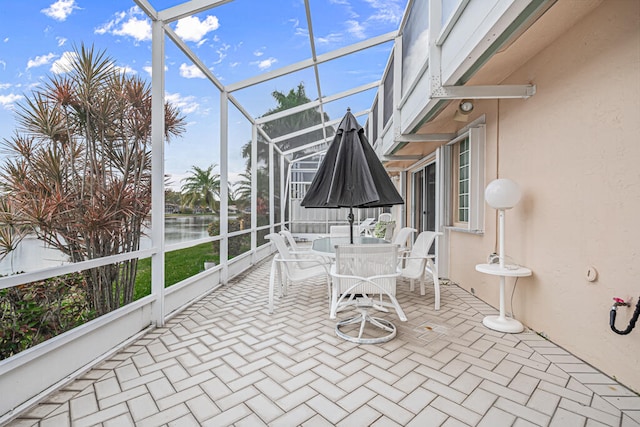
[0,215,217,276]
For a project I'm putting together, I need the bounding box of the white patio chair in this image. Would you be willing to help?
[399,231,443,310]
[280,229,313,256]
[358,217,376,236]
[330,244,406,344]
[372,220,395,241]
[378,212,392,222]
[265,233,330,314]
[392,227,417,256]
[329,225,351,237]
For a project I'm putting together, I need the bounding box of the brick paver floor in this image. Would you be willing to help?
[6,256,640,426]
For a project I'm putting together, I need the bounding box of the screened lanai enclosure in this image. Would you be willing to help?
[0,0,422,417]
[3,0,600,421]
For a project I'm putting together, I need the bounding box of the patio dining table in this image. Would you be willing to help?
[311,236,389,258]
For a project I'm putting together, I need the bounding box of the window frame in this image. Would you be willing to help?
[445,121,485,233]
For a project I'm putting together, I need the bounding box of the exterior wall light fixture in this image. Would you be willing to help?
[453,99,474,122]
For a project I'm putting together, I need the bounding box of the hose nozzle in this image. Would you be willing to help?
[612,297,630,309]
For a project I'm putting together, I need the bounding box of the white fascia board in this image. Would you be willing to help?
[256,81,379,125]
[158,0,232,23]
[227,31,396,92]
[441,0,534,85]
[432,84,536,99]
[396,133,456,142]
[383,155,423,161]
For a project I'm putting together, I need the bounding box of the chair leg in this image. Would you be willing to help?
[329,285,339,320]
[427,259,440,310]
[409,279,415,292]
[388,294,407,322]
[268,258,278,314]
[420,271,426,296]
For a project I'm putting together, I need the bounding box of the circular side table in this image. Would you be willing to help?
[475,263,532,333]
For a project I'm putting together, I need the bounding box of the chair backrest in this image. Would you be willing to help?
[357,217,375,234]
[334,244,398,295]
[279,229,299,250]
[378,213,392,222]
[404,231,440,275]
[372,220,395,240]
[330,225,351,237]
[392,227,417,248]
[266,233,299,278]
[265,232,291,260]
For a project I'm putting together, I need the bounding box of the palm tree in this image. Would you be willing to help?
[240,83,333,219]
[0,43,185,315]
[180,164,220,213]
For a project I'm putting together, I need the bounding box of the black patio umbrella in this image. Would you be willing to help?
[301,109,404,243]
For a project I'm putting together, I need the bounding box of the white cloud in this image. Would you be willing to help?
[253,57,277,70]
[213,44,230,65]
[316,33,343,45]
[0,83,10,90]
[345,20,366,39]
[50,51,77,74]
[95,7,151,42]
[165,92,199,115]
[174,15,220,43]
[115,65,137,75]
[0,93,23,109]
[27,53,57,70]
[253,48,265,57]
[363,0,404,25]
[143,65,168,77]
[114,16,151,42]
[41,0,78,21]
[179,63,206,79]
[56,37,67,47]
[0,60,6,70]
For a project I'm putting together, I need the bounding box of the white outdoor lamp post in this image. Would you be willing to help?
[476,179,532,333]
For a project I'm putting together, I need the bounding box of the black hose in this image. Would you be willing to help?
[610,297,640,335]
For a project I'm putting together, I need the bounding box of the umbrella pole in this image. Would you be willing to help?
[348,207,354,244]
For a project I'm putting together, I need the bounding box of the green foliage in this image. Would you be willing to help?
[133,243,220,300]
[0,43,186,316]
[181,164,221,213]
[207,215,251,258]
[0,273,94,359]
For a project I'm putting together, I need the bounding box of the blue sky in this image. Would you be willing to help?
[0,0,407,189]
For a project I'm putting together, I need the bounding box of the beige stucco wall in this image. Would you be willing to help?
[447,0,640,391]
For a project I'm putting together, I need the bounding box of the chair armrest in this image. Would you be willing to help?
[398,254,435,261]
[274,255,330,272]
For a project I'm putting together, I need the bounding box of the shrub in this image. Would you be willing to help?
[208,214,251,258]
[0,273,94,359]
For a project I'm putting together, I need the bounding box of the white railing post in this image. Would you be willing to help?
[150,18,166,326]
[220,93,229,284]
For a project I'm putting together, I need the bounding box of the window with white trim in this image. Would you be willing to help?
[444,123,485,232]
[455,137,470,224]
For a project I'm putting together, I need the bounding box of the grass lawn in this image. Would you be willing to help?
[134,242,219,300]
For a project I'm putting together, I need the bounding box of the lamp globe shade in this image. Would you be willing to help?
[485,178,522,209]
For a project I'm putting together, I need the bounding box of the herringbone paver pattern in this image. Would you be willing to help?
[6,256,640,426]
